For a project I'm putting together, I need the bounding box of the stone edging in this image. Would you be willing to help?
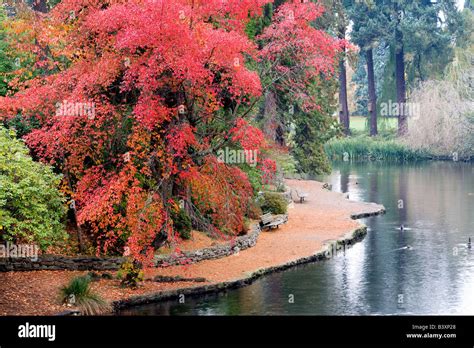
[112,206,386,312]
[0,255,124,272]
[0,224,262,272]
[154,224,262,267]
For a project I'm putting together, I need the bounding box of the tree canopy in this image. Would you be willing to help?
[0,0,343,263]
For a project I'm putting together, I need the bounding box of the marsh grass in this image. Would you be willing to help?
[60,275,111,315]
[325,136,428,162]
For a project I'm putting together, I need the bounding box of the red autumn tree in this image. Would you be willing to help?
[257,1,344,152]
[259,1,343,113]
[0,0,342,265]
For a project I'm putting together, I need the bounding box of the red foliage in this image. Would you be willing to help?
[259,1,342,112]
[183,157,253,236]
[229,118,266,151]
[260,158,277,185]
[0,0,342,265]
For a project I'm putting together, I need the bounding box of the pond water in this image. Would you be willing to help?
[119,161,474,315]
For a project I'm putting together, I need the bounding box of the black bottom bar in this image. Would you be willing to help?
[1,316,473,347]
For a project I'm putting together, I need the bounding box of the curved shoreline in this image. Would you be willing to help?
[0,179,386,316]
[113,207,385,313]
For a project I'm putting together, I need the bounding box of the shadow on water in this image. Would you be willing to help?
[118,161,474,315]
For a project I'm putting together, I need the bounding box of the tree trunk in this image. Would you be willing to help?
[71,206,86,254]
[395,46,407,136]
[395,9,407,136]
[31,0,52,73]
[32,0,48,13]
[338,32,350,135]
[366,48,378,136]
[62,162,86,254]
[263,90,285,146]
[151,176,175,250]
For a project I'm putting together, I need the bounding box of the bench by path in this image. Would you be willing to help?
[0,179,385,315]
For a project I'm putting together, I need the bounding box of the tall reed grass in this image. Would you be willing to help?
[60,275,111,315]
[324,136,428,162]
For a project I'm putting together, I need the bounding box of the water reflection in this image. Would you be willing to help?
[119,162,474,315]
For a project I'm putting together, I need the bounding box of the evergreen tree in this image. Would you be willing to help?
[466,0,474,11]
[352,44,388,118]
[387,0,464,135]
[291,78,340,175]
[316,0,351,135]
[349,0,465,136]
[349,0,391,136]
[256,0,343,174]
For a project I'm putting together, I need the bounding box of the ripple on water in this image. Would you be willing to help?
[118,162,474,316]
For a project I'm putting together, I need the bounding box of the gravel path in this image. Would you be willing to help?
[0,180,385,315]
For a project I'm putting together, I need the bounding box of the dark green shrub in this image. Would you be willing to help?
[260,192,288,215]
[87,272,101,281]
[61,276,90,300]
[171,208,192,240]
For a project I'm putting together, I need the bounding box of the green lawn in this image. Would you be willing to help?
[349,116,398,133]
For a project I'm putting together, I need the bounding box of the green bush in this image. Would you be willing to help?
[117,260,144,289]
[271,150,298,177]
[239,164,263,194]
[260,192,288,215]
[60,275,111,315]
[0,127,66,250]
[171,208,192,240]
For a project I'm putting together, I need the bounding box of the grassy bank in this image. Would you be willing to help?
[325,136,428,162]
[349,116,398,135]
